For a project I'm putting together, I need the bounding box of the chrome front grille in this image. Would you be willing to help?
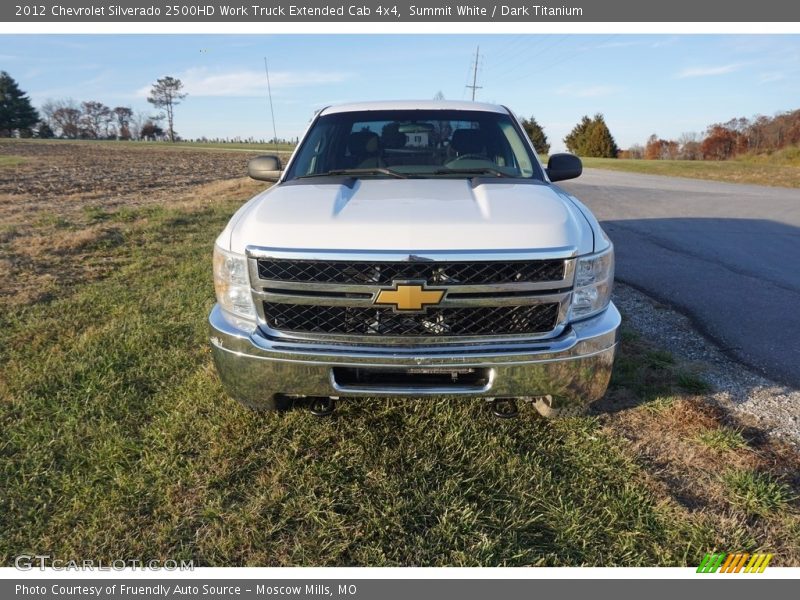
[247,248,576,344]
[263,302,560,337]
[256,258,565,285]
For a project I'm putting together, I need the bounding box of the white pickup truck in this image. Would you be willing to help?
[209,101,619,417]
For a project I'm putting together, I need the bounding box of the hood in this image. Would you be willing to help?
[227,178,593,255]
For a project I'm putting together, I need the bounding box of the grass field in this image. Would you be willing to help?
[171,141,296,152]
[582,148,800,188]
[1,143,799,566]
[3,137,296,153]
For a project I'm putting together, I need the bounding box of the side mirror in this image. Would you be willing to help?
[248,155,283,182]
[546,153,582,182]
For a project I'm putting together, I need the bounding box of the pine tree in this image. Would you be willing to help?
[564,115,593,155]
[585,113,619,158]
[147,76,187,143]
[0,71,39,137]
[521,116,550,155]
[563,114,618,158]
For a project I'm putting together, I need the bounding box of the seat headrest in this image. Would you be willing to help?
[451,129,485,155]
[347,131,380,155]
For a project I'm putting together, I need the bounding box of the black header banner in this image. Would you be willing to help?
[4,0,800,22]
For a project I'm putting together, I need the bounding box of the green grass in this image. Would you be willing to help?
[720,470,795,517]
[696,428,749,452]
[581,155,800,188]
[0,154,26,168]
[644,350,675,370]
[676,372,713,394]
[639,395,680,415]
[0,183,796,566]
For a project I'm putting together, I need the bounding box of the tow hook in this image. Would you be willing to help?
[490,398,518,419]
[309,396,336,417]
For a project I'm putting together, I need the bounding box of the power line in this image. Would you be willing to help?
[487,35,570,82]
[486,35,530,64]
[466,45,482,101]
[263,57,278,147]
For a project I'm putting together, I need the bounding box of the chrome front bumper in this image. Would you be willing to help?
[208,302,621,417]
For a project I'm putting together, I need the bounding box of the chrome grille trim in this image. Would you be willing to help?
[263,302,561,337]
[253,288,569,308]
[256,258,566,286]
[245,246,576,345]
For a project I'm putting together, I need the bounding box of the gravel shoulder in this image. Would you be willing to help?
[614,282,800,447]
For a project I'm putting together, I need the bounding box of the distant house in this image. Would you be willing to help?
[405,132,429,147]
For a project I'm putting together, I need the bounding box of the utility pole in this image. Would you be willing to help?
[264,57,278,148]
[466,45,482,101]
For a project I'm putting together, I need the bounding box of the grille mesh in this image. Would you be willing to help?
[263,302,560,337]
[257,259,564,285]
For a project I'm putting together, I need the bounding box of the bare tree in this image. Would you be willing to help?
[678,132,702,160]
[50,100,82,139]
[40,99,60,131]
[80,100,112,139]
[113,106,133,139]
[40,98,78,137]
[627,144,644,159]
[129,110,148,140]
[146,76,187,142]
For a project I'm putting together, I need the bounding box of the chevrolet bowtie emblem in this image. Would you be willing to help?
[374,282,445,312]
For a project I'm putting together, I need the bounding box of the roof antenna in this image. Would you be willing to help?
[263,57,278,149]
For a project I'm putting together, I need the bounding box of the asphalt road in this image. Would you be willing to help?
[560,169,800,388]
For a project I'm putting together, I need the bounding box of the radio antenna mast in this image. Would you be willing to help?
[263,57,278,148]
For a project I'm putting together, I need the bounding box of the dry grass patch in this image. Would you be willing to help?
[0,175,266,309]
[598,329,800,563]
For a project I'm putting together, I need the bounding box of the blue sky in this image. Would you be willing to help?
[2,34,799,151]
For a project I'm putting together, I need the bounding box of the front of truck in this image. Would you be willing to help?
[209,101,620,417]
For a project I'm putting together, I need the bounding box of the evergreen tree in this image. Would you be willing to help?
[521,116,550,155]
[0,71,39,137]
[564,114,619,158]
[585,114,619,158]
[564,115,593,155]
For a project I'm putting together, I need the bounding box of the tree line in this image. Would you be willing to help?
[523,109,799,161]
[631,110,800,161]
[7,67,796,161]
[0,71,186,141]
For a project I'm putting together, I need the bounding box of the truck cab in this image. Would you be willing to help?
[209,101,619,417]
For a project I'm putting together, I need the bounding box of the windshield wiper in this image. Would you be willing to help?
[433,167,512,178]
[296,167,408,179]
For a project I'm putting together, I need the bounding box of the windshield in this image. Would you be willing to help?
[284,109,544,181]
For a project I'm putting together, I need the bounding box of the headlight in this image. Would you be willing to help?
[213,244,257,322]
[570,245,614,320]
